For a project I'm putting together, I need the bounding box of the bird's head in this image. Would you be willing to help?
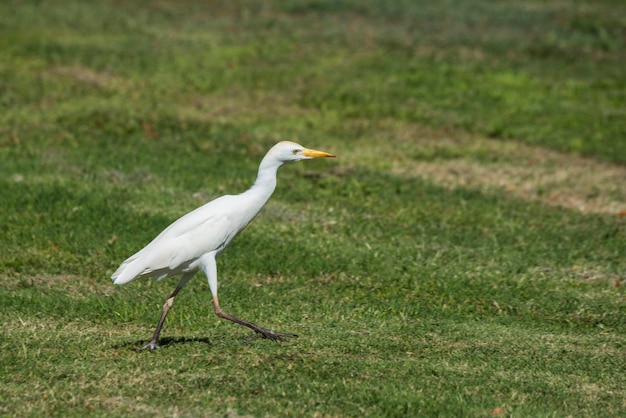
[271,141,336,163]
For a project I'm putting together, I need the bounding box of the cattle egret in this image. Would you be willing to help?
[112,141,335,350]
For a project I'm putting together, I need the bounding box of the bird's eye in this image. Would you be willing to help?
[292,149,299,155]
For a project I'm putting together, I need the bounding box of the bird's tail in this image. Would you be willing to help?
[111,253,144,285]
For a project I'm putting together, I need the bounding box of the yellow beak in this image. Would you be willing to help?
[301,148,336,158]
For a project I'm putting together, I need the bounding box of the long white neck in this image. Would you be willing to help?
[242,152,283,207]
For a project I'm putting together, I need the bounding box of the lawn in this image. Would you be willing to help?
[1,0,625,416]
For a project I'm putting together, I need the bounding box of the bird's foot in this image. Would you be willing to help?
[216,309,298,343]
[136,341,161,351]
[244,327,298,344]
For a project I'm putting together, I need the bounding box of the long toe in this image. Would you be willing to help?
[242,328,298,344]
[137,342,161,351]
[260,328,298,342]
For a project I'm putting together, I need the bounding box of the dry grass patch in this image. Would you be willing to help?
[339,121,626,215]
[5,273,116,297]
[529,265,623,288]
[175,90,313,126]
[2,316,143,341]
[401,154,626,215]
[43,65,128,91]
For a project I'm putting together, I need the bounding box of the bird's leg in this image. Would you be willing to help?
[137,286,181,351]
[138,273,194,351]
[212,295,298,343]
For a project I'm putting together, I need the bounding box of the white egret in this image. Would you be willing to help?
[112,141,335,350]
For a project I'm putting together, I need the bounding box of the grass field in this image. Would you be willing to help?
[1,0,625,416]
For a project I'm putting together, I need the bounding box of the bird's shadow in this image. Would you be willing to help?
[114,336,213,351]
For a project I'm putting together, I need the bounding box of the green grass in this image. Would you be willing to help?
[1,0,625,416]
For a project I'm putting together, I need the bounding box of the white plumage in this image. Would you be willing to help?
[112,141,335,350]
